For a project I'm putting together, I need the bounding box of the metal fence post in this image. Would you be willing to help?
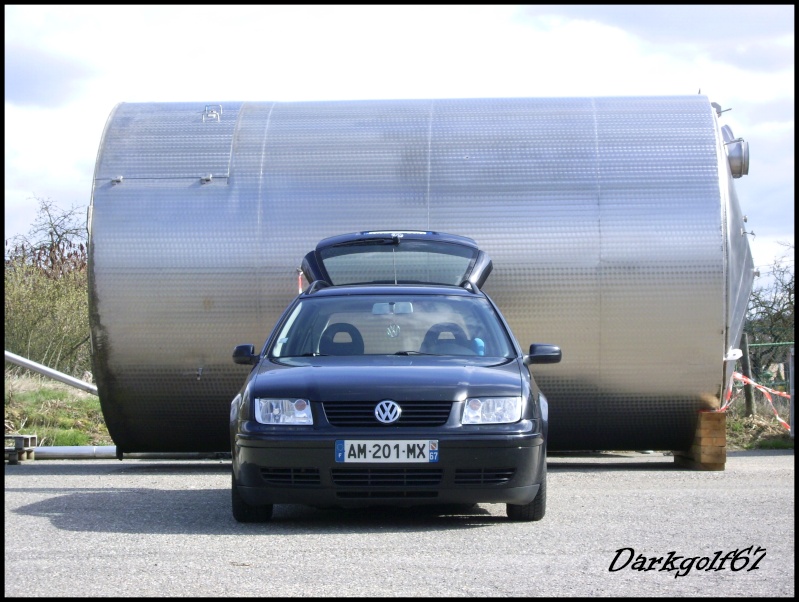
[740,333,755,417]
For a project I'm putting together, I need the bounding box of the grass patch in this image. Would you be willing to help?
[724,391,793,450]
[725,413,794,450]
[4,372,113,447]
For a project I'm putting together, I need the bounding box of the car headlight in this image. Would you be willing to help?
[254,398,313,425]
[462,396,523,424]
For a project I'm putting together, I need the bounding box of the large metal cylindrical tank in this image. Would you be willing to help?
[88,96,754,453]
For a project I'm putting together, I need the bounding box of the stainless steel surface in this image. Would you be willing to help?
[88,96,754,453]
[4,350,99,396]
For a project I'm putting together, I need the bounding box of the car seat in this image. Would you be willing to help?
[319,323,365,355]
[420,322,473,355]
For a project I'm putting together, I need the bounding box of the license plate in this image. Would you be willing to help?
[335,440,439,463]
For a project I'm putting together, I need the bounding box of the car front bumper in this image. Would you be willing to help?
[233,426,545,508]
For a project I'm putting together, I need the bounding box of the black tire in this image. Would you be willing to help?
[506,462,546,522]
[231,473,273,523]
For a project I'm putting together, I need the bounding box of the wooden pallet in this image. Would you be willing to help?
[5,434,37,464]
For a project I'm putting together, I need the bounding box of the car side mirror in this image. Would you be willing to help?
[524,343,562,365]
[232,344,259,365]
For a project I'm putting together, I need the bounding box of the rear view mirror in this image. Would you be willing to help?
[394,302,413,314]
[372,303,391,315]
[524,344,562,365]
[372,302,413,315]
[233,344,259,365]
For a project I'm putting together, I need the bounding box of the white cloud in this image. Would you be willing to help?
[4,5,794,271]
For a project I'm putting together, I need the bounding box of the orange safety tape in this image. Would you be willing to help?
[720,372,792,431]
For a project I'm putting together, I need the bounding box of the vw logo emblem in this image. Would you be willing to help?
[375,400,402,424]
[386,323,401,338]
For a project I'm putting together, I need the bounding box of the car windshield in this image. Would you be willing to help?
[269,293,515,358]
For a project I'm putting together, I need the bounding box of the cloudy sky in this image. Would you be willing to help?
[4,5,794,273]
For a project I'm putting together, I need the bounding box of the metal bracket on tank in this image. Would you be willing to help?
[202,105,222,122]
[739,216,755,239]
[710,102,732,117]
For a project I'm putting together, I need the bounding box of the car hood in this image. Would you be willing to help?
[249,357,524,402]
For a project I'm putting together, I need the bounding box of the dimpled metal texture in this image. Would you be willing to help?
[89,97,753,452]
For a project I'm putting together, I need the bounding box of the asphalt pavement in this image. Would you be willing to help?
[4,449,794,597]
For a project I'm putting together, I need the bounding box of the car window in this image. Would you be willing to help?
[319,241,476,285]
[269,294,514,358]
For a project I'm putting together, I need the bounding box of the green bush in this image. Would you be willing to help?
[5,261,90,376]
[4,198,91,377]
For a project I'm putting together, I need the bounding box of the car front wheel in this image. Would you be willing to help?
[231,472,274,523]
[506,462,546,522]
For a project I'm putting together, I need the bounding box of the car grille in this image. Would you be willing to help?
[261,468,321,486]
[259,467,514,492]
[454,468,515,485]
[337,490,438,499]
[322,400,452,427]
[331,468,444,487]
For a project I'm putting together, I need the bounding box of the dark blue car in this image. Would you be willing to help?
[230,231,561,522]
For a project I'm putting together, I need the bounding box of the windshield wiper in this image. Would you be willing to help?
[394,350,434,355]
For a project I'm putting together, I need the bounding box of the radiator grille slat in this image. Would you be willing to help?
[454,468,515,485]
[261,468,321,486]
[323,401,452,427]
[331,468,444,487]
[337,490,438,499]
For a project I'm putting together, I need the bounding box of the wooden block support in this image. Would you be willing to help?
[673,411,726,471]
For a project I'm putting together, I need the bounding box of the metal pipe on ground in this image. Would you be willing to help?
[21,446,227,460]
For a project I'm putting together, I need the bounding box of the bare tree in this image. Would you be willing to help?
[744,242,795,382]
[5,197,87,278]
